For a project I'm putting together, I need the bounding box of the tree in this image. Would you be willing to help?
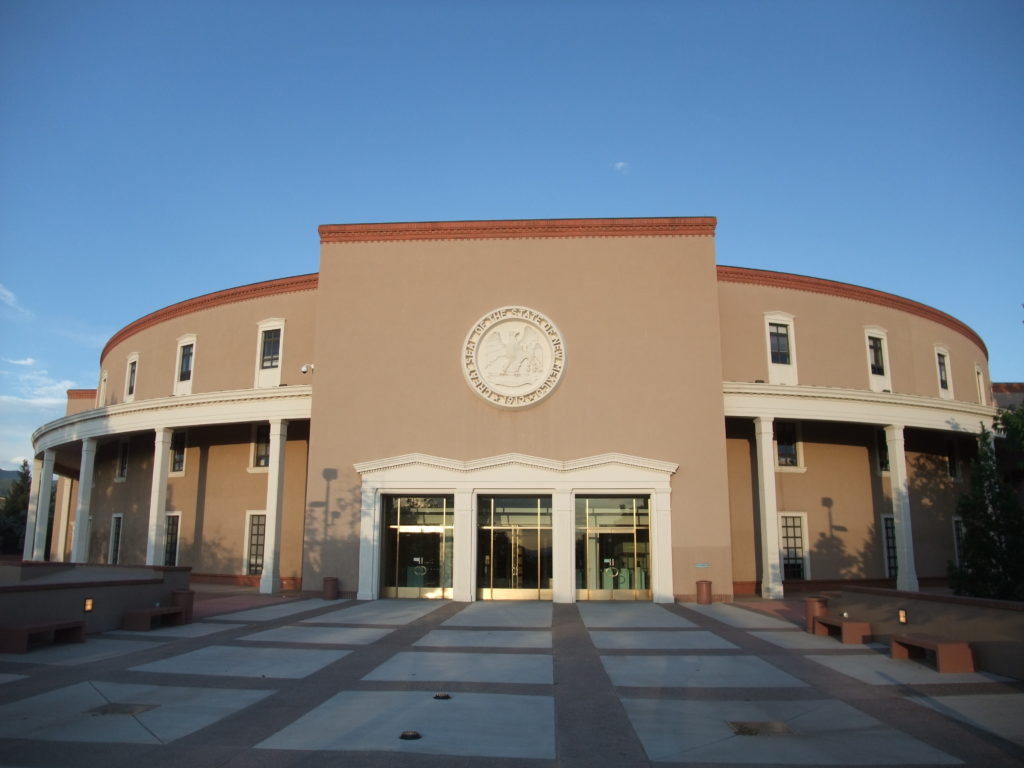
[948,414,1024,600]
[0,459,30,554]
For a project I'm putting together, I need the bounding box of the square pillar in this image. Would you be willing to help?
[452,490,474,602]
[754,417,784,599]
[885,424,919,592]
[146,428,171,565]
[70,439,96,563]
[260,420,289,594]
[551,490,574,603]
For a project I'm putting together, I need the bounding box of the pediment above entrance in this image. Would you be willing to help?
[354,452,679,477]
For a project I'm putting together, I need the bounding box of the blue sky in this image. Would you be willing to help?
[1,0,1021,468]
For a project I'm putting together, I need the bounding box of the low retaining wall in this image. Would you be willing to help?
[828,586,1024,680]
[0,563,191,634]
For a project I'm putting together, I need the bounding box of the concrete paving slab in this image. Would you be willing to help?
[590,629,737,650]
[239,625,393,645]
[806,653,1011,686]
[0,674,26,684]
[0,637,165,666]
[577,602,696,628]
[364,651,553,684]
[909,693,1024,747]
[602,654,807,688]
[750,629,869,650]
[131,645,349,679]
[106,622,236,639]
[301,599,443,626]
[257,690,555,758]
[441,601,552,627]
[415,629,551,648]
[0,680,271,744]
[684,602,801,629]
[210,598,342,622]
[622,697,959,764]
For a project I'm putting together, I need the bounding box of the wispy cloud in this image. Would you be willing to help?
[0,368,76,407]
[0,283,34,318]
[3,357,36,366]
[611,161,630,175]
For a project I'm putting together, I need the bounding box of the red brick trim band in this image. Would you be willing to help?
[319,216,717,243]
[67,389,97,400]
[993,382,1024,393]
[718,265,987,357]
[101,274,319,363]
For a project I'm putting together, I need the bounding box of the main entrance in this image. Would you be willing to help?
[575,495,651,600]
[477,495,553,600]
[381,495,453,598]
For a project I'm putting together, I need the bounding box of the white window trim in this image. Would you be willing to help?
[975,363,987,405]
[115,439,129,483]
[124,353,139,403]
[777,511,811,580]
[169,430,187,477]
[764,311,798,386]
[881,513,897,578]
[108,513,124,564]
[174,334,196,396]
[933,345,953,400]
[247,423,270,473]
[864,326,892,393]
[244,510,268,576]
[254,318,285,389]
[774,420,806,472]
[163,511,181,566]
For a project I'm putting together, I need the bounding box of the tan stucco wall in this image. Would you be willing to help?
[306,234,734,598]
[717,280,990,400]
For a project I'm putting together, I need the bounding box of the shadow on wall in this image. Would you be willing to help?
[303,467,361,594]
[811,495,883,580]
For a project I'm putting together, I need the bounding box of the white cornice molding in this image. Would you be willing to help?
[354,452,679,476]
[723,382,997,433]
[32,386,313,452]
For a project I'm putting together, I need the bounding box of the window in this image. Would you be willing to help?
[934,346,953,400]
[975,364,987,405]
[174,335,196,396]
[124,354,139,402]
[875,429,890,473]
[254,319,284,388]
[246,512,267,576]
[164,512,180,566]
[953,517,964,566]
[864,326,892,392]
[764,312,798,385]
[252,423,270,469]
[170,431,186,474]
[779,513,809,580]
[115,439,129,482]
[882,515,898,579]
[108,514,123,565]
[98,370,109,406]
[774,421,803,469]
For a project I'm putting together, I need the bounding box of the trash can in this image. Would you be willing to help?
[696,580,712,605]
[804,595,828,633]
[323,577,340,600]
[172,589,195,623]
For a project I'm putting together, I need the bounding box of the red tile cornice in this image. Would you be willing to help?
[717,265,987,357]
[67,389,97,400]
[101,274,319,363]
[319,216,717,243]
[993,382,1023,393]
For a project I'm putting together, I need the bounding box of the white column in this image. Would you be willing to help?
[885,424,919,592]
[23,457,43,561]
[260,420,289,594]
[54,477,74,562]
[356,483,380,601]
[551,490,575,603]
[651,488,675,603]
[146,428,171,565]
[70,438,97,563]
[452,490,474,602]
[754,417,784,599]
[30,450,56,560]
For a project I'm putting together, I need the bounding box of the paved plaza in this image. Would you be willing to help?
[0,590,1021,767]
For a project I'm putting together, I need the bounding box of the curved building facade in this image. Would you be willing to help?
[26,217,997,601]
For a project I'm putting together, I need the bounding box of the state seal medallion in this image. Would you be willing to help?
[462,306,566,408]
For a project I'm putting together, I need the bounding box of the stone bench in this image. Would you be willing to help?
[813,615,872,644]
[890,633,974,673]
[122,605,186,631]
[0,620,86,653]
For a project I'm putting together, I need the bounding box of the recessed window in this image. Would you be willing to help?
[864,326,892,393]
[882,515,898,579]
[774,421,803,469]
[252,423,270,469]
[170,431,187,474]
[764,312,798,385]
[254,319,285,388]
[124,354,139,402]
[868,337,885,375]
[246,512,267,576]
[115,439,129,482]
[178,345,193,381]
[934,346,953,400]
[174,335,196,396]
[975,364,987,405]
[108,514,123,565]
[164,512,181,566]
[261,329,281,369]
[778,513,809,580]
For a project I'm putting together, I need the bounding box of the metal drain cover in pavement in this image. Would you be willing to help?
[87,702,159,716]
[727,721,793,736]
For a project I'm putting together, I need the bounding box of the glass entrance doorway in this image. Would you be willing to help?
[576,495,651,600]
[381,495,453,598]
[478,495,553,600]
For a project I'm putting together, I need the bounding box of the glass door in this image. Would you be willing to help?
[381,495,454,599]
[575,495,651,600]
[477,495,553,600]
